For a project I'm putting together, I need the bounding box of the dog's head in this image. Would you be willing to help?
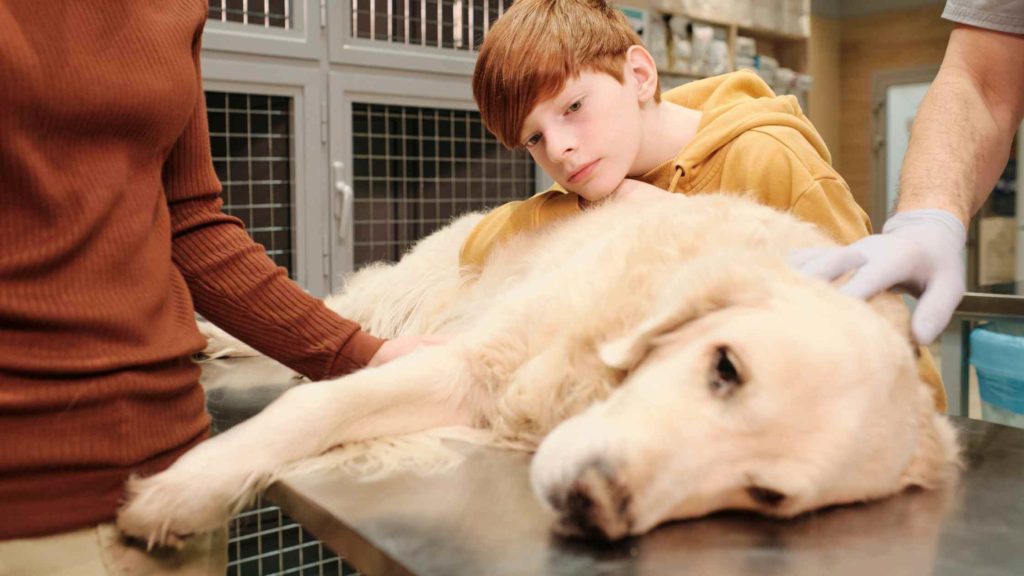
[530,254,960,540]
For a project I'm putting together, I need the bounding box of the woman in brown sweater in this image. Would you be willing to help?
[0,2,429,572]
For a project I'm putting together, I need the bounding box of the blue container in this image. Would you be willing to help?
[969,321,1024,429]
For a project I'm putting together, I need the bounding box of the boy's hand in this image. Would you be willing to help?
[368,334,451,367]
[609,179,669,202]
[788,209,967,345]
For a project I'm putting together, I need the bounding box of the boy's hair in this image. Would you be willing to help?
[472,0,661,149]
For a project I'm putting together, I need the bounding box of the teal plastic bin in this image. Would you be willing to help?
[969,321,1024,429]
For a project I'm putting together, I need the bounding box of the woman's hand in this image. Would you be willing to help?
[368,334,452,367]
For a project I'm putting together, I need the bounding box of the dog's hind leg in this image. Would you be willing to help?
[117,345,476,549]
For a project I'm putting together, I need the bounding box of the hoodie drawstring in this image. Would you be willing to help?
[668,165,684,194]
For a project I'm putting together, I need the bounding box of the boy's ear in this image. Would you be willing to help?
[626,45,658,104]
[899,385,963,490]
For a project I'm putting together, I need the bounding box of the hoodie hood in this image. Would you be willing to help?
[663,70,830,178]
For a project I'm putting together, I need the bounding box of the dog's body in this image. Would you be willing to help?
[118,193,959,545]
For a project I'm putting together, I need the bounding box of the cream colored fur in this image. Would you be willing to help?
[119,193,961,546]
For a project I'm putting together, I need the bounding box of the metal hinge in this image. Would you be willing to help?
[322,234,330,279]
[319,0,327,28]
[872,135,885,154]
[320,99,328,144]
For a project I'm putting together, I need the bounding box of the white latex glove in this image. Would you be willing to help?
[788,209,967,345]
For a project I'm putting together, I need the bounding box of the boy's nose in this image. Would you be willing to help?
[544,132,576,163]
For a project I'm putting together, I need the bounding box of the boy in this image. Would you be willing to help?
[461,0,945,409]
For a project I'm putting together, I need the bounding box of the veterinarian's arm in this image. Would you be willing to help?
[791,25,1024,344]
[898,25,1024,223]
[164,30,384,380]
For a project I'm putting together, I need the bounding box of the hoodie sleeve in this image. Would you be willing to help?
[718,130,872,245]
[790,178,873,245]
[459,190,582,268]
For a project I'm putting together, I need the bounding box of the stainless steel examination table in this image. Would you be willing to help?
[262,417,1021,576]
[201,358,1024,576]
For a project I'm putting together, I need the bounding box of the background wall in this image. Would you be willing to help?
[836,3,953,213]
[808,14,842,160]
[807,0,954,215]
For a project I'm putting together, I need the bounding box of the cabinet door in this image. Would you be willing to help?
[327,69,538,284]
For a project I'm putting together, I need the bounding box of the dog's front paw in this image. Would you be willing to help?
[117,465,263,550]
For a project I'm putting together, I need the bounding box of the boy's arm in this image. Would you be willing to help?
[460,189,582,268]
[789,178,873,245]
[165,31,384,380]
[719,131,871,245]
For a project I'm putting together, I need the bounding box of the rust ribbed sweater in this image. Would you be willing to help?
[0,1,383,539]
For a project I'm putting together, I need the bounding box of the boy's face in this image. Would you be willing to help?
[518,67,644,202]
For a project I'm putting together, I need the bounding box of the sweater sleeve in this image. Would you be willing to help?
[163,27,383,381]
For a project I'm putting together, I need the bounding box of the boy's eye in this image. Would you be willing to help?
[567,100,582,113]
[524,133,542,147]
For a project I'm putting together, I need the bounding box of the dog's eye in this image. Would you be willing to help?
[709,346,743,398]
[747,486,787,507]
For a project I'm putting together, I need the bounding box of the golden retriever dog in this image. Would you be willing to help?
[117,193,960,546]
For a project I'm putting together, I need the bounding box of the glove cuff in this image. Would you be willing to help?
[883,209,967,246]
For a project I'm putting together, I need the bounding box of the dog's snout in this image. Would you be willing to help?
[551,459,633,541]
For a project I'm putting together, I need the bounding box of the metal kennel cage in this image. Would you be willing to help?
[200,0,530,573]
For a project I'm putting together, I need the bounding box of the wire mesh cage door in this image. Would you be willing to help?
[202,0,538,573]
[349,102,535,268]
[207,90,297,277]
[209,0,293,29]
[228,496,359,576]
[350,0,511,50]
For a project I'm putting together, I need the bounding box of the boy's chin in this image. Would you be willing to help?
[571,184,617,204]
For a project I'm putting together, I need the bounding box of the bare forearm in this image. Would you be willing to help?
[897,26,1024,226]
[897,68,1006,225]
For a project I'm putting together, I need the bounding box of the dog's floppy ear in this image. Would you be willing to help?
[899,384,963,490]
[599,256,777,371]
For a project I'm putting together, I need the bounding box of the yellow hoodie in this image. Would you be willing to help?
[460,70,872,268]
[459,70,944,409]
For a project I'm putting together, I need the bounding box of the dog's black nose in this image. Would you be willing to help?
[552,460,633,541]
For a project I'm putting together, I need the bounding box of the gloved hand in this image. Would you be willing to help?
[788,209,967,345]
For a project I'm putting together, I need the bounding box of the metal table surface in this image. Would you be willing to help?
[956,282,1024,318]
[265,417,1024,576]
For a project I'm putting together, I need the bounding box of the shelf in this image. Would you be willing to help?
[737,24,808,42]
[649,5,811,97]
[660,11,808,42]
[657,69,715,82]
